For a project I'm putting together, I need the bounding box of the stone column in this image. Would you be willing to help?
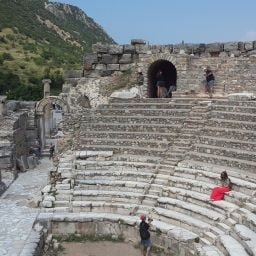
[42,79,51,98]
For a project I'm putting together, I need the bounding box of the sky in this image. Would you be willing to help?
[57,0,256,45]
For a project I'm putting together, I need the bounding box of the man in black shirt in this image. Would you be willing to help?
[139,214,152,256]
[205,67,215,98]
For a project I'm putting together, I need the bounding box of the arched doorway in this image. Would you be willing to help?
[147,59,177,98]
[36,96,69,147]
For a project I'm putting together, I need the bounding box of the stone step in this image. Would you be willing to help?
[76,144,179,158]
[211,110,256,122]
[188,151,256,172]
[74,170,155,182]
[157,197,224,224]
[72,189,144,204]
[94,108,191,117]
[233,224,256,255]
[81,115,188,125]
[200,245,225,256]
[80,130,178,141]
[164,186,239,215]
[177,160,256,184]
[200,126,256,141]
[101,102,194,109]
[219,235,249,256]
[212,104,256,114]
[212,100,256,107]
[80,122,183,133]
[195,135,256,151]
[109,97,200,104]
[78,137,169,149]
[208,118,256,130]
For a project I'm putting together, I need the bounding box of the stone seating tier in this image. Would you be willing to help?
[196,135,256,150]
[100,102,195,109]
[211,110,256,122]
[211,104,256,114]
[199,126,256,141]
[207,118,256,130]
[187,151,256,172]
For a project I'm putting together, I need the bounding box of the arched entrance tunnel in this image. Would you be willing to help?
[147,59,177,98]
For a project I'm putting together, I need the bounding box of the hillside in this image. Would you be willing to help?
[0,0,115,100]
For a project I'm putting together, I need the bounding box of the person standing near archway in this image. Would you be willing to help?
[156,70,167,98]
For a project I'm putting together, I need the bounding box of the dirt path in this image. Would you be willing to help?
[61,241,143,256]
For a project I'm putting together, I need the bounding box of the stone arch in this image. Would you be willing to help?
[147,58,177,98]
[36,96,69,115]
[36,96,69,148]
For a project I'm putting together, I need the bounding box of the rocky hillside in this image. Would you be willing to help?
[0,0,115,100]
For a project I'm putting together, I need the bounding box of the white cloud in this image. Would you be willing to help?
[244,30,256,41]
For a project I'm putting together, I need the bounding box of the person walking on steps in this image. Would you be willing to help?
[139,214,153,256]
[204,67,215,98]
[49,143,55,160]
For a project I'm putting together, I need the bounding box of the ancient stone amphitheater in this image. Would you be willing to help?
[39,41,256,255]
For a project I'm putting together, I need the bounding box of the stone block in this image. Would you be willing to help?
[119,54,132,64]
[224,42,238,52]
[135,44,149,54]
[123,44,135,53]
[131,39,146,45]
[120,64,132,71]
[42,200,53,208]
[244,41,253,51]
[83,53,98,64]
[107,64,120,71]
[42,185,52,194]
[92,43,109,53]
[21,155,29,169]
[27,155,36,169]
[94,64,107,71]
[108,45,123,54]
[100,54,118,64]
[205,43,223,53]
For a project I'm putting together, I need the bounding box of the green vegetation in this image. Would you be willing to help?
[0,0,115,100]
[53,233,124,243]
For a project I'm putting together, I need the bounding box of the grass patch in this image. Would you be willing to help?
[53,233,125,243]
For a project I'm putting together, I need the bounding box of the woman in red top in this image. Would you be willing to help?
[210,171,232,201]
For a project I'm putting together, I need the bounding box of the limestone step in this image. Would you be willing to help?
[233,224,256,255]
[212,104,256,114]
[81,115,187,125]
[164,186,239,215]
[219,235,249,256]
[177,160,256,184]
[72,189,144,204]
[195,135,256,151]
[211,110,256,122]
[94,108,191,117]
[76,144,167,155]
[101,102,194,109]
[157,197,224,224]
[207,118,256,130]
[200,126,256,141]
[200,245,225,256]
[188,151,256,172]
[79,137,169,149]
[212,100,256,107]
[80,122,183,133]
[80,130,177,141]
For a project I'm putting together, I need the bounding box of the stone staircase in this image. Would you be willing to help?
[44,97,256,256]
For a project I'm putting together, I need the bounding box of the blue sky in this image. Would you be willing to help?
[57,0,256,45]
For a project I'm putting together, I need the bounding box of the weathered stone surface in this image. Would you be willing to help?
[119,54,132,64]
[123,44,135,53]
[110,87,140,99]
[107,64,120,71]
[100,54,118,64]
[108,45,123,54]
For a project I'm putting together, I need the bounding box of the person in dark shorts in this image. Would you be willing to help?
[139,214,152,256]
[49,143,55,160]
[156,70,167,98]
[205,67,215,98]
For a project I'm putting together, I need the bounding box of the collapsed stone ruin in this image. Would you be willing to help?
[1,39,256,255]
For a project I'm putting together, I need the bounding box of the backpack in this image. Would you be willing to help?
[140,222,150,240]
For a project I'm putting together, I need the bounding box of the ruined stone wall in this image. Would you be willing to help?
[81,40,256,98]
[0,100,39,191]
